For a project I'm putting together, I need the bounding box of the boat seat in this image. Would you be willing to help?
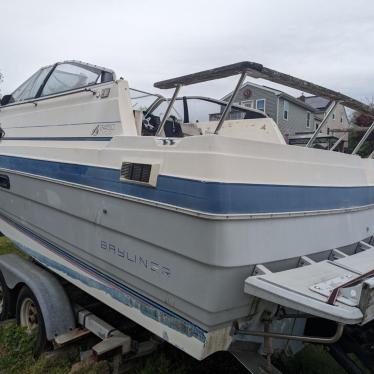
[141,114,183,138]
[142,113,160,136]
[164,117,183,138]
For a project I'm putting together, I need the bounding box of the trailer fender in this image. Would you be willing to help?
[0,254,76,340]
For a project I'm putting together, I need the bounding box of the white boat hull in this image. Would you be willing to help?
[1,141,374,358]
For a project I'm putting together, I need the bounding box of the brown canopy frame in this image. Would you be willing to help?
[154,61,374,117]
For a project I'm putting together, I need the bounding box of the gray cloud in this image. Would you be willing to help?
[1,0,374,102]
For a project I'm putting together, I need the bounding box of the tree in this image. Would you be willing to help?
[0,71,3,98]
[348,103,374,156]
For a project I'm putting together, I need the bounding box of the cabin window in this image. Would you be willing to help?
[283,100,289,120]
[306,111,311,128]
[41,63,101,97]
[256,99,266,112]
[12,66,53,102]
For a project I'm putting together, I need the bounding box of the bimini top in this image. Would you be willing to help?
[154,61,374,117]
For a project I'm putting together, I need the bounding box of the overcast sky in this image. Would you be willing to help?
[1,0,374,102]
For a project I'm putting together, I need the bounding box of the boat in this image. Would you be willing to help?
[1,60,374,366]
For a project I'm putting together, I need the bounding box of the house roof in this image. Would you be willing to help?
[304,96,331,111]
[221,82,317,112]
[278,91,317,112]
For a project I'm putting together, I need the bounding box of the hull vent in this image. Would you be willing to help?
[120,162,159,187]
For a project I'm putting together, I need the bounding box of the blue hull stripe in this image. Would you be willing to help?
[0,212,206,342]
[0,154,373,215]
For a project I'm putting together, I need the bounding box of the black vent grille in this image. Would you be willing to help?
[121,162,152,183]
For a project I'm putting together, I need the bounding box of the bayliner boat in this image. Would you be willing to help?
[1,60,374,366]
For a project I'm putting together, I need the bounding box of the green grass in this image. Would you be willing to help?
[0,236,26,257]
[0,237,351,373]
[0,320,110,374]
[274,345,346,374]
[0,321,72,374]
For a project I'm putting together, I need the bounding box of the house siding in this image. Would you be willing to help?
[222,83,354,144]
[315,104,350,142]
[277,98,314,137]
[228,84,278,121]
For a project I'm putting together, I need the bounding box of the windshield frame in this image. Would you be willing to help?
[146,95,268,121]
[2,61,116,108]
[129,88,165,115]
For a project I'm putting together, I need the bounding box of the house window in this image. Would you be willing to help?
[332,112,336,120]
[340,117,343,123]
[256,99,266,112]
[229,111,244,120]
[241,100,254,108]
[306,111,311,128]
[283,100,289,120]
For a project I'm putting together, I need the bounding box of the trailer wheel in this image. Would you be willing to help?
[16,286,47,358]
[0,271,12,321]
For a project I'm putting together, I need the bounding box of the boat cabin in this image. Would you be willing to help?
[0,60,286,145]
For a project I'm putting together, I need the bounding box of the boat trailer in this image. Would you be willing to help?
[1,246,374,373]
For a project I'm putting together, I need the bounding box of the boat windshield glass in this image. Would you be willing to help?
[149,96,265,123]
[12,66,53,102]
[8,61,114,104]
[41,63,101,97]
[138,95,266,136]
[129,88,161,112]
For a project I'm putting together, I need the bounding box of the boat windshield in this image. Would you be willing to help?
[148,96,266,123]
[137,95,266,137]
[129,88,162,112]
[3,61,115,105]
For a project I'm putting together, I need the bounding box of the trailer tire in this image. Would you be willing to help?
[16,286,47,358]
[0,271,12,321]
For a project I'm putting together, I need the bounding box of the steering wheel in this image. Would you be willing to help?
[142,113,160,135]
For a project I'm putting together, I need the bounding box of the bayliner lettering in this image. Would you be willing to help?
[100,240,171,278]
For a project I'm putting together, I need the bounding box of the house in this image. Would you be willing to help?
[220,82,349,149]
[301,95,350,146]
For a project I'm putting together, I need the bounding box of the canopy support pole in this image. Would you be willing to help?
[352,121,374,155]
[214,72,247,135]
[306,101,338,148]
[156,84,182,136]
[330,134,346,151]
